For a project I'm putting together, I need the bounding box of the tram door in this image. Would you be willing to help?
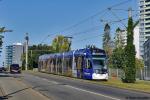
[76,56,84,78]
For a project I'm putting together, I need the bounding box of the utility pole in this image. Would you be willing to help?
[25,33,29,71]
[128,7,132,18]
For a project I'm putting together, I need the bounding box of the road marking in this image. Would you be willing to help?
[35,76,59,84]
[41,78,59,84]
[31,75,120,100]
[65,85,120,100]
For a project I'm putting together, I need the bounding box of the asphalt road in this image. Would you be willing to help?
[0,73,49,100]
[20,71,150,100]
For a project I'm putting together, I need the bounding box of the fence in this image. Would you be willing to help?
[108,68,145,80]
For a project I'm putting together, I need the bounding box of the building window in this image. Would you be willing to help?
[140,10,144,13]
[145,27,150,30]
[146,18,150,21]
[145,22,150,25]
[145,13,150,16]
[146,4,150,7]
[145,0,150,2]
[145,9,150,12]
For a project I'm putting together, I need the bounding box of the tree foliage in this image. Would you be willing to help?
[22,44,53,70]
[103,23,113,67]
[0,34,3,48]
[22,35,72,70]
[111,27,126,69]
[0,27,5,51]
[52,35,71,53]
[112,47,125,69]
[122,17,138,83]
[135,58,144,70]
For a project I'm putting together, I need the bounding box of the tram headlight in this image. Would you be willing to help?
[94,69,100,74]
[94,69,107,74]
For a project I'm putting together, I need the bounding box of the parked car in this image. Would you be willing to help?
[10,64,21,74]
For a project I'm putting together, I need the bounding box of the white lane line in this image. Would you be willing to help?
[65,85,120,100]
[34,76,120,100]
[32,76,59,84]
[41,78,59,84]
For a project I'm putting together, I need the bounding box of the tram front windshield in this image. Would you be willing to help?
[92,59,107,74]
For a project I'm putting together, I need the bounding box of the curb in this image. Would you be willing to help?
[0,85,8,99]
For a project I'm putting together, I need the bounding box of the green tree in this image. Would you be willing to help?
[112,47,125,69]
[21,44,53,70]
[52,35,71,53]
[135,58,144,80]
[103,23,113,67]
[135,58,144,70]
[122,17,139,83]
[0,27,5,52]
[112,28,125,69]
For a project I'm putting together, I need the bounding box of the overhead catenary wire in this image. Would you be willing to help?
[107,8,127,28]
[39,0,134,44]
[109,8,140,12]
[59,0,132,33]
[65,26,100,37]
[73,34,103,42]
[40,33,56,44]
[70,13,139,38]
[72,13,139,43]
[41,12,139,45]
[100,13,139,24]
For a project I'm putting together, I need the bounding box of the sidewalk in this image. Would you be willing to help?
[0,74,49,100]
[0,85,7,100]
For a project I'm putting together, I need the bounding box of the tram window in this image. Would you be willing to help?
[63,58,69,73]
[86,59,92,69]
[93,60,104,66]
[77,57,82,70]
[69,58,72,69]
[45,60,48,70]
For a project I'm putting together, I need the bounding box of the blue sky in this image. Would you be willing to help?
[0,0,138,65]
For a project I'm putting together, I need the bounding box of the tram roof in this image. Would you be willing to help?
[39,48,105,60]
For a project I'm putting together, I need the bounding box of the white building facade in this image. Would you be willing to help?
[115,26,140,59]
[139,0,150,58]
[5,43,23,67]
[139,0,150,80]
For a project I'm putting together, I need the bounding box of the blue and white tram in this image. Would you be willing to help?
[38,48,108,80]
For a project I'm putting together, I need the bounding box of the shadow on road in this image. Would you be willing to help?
[0,87,30,99]
[0,72,23,78]
[0,74,12,77]
[0,96,9,100]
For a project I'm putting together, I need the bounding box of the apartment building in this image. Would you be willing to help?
[5,43,23,67]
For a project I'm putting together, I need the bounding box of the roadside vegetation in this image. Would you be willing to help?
[103,14,142,83]
[97,78,150,93]
[0,27,5,54]
[21,35,71,70]
[26,71,150,93]
[22,10,144,85]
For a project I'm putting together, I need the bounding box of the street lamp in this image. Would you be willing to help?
[25,33,29,71]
